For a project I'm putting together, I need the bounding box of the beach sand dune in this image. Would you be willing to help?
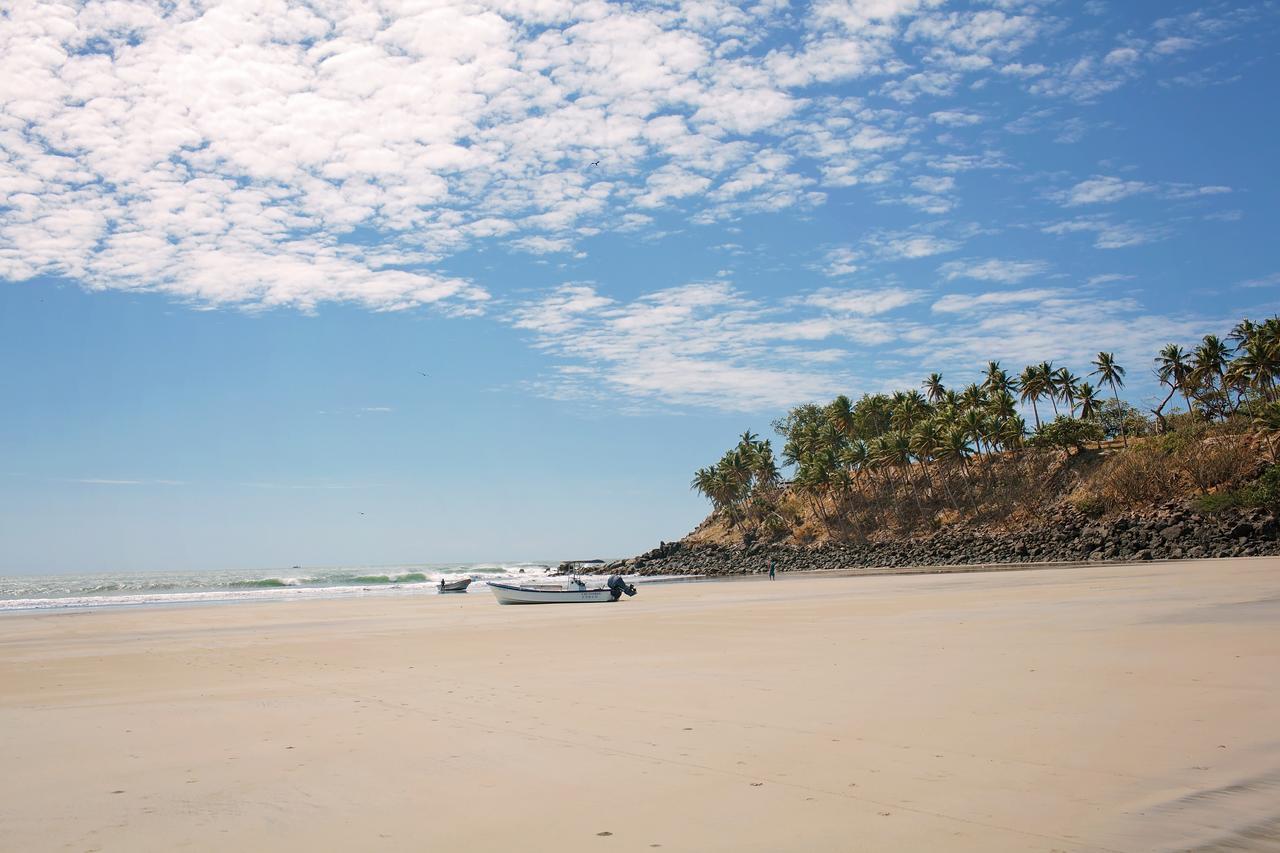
[2,558,1279,851]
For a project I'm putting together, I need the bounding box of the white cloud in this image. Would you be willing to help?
[1087,273,1135,287]
[822,247,862,277]
[1164,184,1232,200]
[509,236,575,255]
[1153,37,1197,55]
[1060,175,1150,206]
[910,175,955,194]
[67,478,184,486]
[0,0,1255,416]
[805,287,923,315]
[908,291,1221,380]
[931,288,1060,313]
[930,110,984,126]
[510,281,864,410]
[5,0,951,311]
[1042,216,1165,249]
[1239,273,1280,289]
[939,258,1049,283]
[865,230,962,260]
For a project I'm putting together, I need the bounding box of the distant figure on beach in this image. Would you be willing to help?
[768,558,776,581]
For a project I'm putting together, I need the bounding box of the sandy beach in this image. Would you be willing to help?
[2,558,1278,852]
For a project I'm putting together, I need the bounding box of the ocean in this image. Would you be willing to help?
[0,561,560,612]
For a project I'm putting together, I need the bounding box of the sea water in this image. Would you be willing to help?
[0,562,559,612]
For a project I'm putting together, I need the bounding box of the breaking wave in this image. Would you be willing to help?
[0,562,558,611]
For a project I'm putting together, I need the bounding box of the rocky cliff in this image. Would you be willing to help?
[593,499,1280,577]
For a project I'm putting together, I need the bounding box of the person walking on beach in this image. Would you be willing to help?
[768,557,776,581]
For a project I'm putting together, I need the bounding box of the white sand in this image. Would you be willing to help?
[2,558,1279,852]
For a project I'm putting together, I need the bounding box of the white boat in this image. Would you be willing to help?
[488,573,637,605]
[438,577,471,593]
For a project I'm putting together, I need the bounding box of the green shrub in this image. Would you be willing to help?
[1030,416,1105,454]
[1098,400,1151,440]
[1195,465,1280,513]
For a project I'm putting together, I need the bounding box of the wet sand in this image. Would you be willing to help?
[2,557,1278,851]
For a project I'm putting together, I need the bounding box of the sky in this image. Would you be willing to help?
[2,0,1279,573]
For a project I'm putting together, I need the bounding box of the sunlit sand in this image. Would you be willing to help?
[3,558,1278,851]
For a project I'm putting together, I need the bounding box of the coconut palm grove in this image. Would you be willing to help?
[692,316,1280,542]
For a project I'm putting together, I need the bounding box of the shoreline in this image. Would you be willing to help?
[4,552,1268,616]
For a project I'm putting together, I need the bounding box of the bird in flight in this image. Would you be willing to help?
[589,160,600,167]
[417,371,429,377]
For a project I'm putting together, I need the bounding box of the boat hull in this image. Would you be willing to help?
[488,582,616,605]
[438,578,472,593]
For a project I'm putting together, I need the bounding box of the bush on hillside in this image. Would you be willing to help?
[1030,416,1104,455]
[1156,421,1258,493]
[1095,442,1181,508]
[1098,400,1151,440]
[1196,465,1280,513]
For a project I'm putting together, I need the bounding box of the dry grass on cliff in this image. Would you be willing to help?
[687,423,1269,547]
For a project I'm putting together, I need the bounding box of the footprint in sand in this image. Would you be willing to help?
[596,831,613,836]
[750,782,764,787]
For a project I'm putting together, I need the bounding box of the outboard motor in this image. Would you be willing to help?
[607,575,638,601]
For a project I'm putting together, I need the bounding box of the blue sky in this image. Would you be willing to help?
[2,0,1278,572]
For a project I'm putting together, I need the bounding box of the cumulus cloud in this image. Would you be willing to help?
[939,258,1049,283]
[804,287,923,316]
[931,288,1060,313]
[509,281,862,410]
[1060,176,1151,206]
[822,247,862,277]
[865,230,963,260]
[510,277,1228,412]
[1042,216,1166,249]
[907,291,1221,377]
[0,0,1253,413]
[0,0,934,311]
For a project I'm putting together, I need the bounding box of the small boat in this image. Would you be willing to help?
[438,577,472,593]
[489,573,637,605]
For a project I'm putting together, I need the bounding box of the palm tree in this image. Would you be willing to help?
[751,439,780,491]
[960,383,986,412]
[1192,335,1232,417]
[910,419,944,503]
[983,361,1016,397]
[987,389,1017,423]
[996,415,1027,451]
[936,427,979,513]
[1055,368,1081,417]
[960,409,989,455]
[1227,319,1280,402]
[1018,365,1046,430]
[1091,352,1127,446]
[1036,362,1059,417]
[1251,403,1280,462]
[827,395,856,440]
[922,373,946,404]
[1076,382,1102,421]
[1156,343,1196,416]
[891,392,930,432]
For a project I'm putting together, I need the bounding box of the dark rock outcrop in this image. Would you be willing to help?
[598,501,1280,577]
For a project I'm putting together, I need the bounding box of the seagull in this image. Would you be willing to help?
[589,160,600,167]
[417,371,429,377]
